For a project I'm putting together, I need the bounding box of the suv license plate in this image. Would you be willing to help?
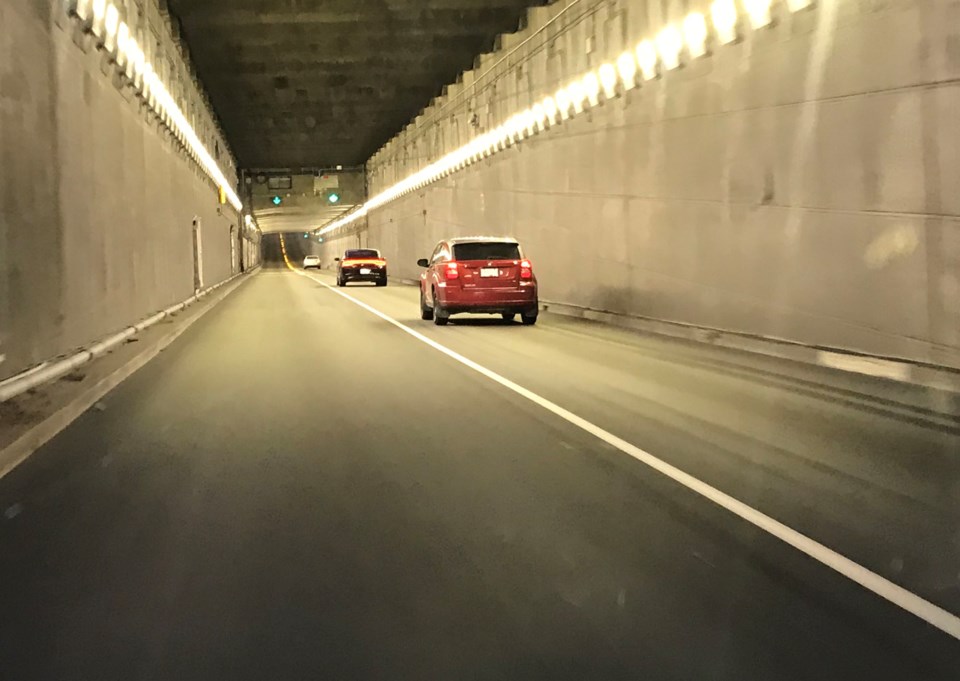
[480,268,499,277]
[360,268,372,275]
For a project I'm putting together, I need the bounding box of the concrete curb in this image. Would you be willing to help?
[0,267,260,403]
[0,270,257,481]
[539,299,960,395]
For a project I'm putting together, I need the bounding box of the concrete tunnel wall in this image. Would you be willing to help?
[0,1,256,381]
[315,0,960,369]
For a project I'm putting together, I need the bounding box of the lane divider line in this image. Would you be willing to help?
[281,239,960,641]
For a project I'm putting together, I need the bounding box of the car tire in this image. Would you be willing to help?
[376,276,387,287]
[501,313,516,322]
[420,289,434,320]
[337,276,345,287]
[520,312,538,326]
[433,291,448,326]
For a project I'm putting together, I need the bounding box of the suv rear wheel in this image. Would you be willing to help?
[433,290,449,326]
[420,289,434,320]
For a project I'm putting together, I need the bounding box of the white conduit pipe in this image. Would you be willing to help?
[0,267,257,403]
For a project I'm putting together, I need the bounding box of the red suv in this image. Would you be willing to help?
[417,237,538,325]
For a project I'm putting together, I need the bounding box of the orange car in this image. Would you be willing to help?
[336,249,387,287]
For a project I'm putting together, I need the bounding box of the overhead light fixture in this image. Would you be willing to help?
[656,26,683,71]
[114,21,137,68]
[567,80,587,113]
[743,0,774,29]
[555,87,572,120]
[126,38,145,83]
[102,2,120,52]
[787,0,815,10]
[90,0,107,39]
[636,40,659,80]
[616,51,639,90]
[70,0,94,21]
[710,0,740,45]
[542,95,558,123]
[598,63,618,99]
[63,1,243,212]
[531,103,548,131]
[683,13,709,59]
[582,72,602,107]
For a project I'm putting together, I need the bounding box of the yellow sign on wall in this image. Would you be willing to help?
[218,186,227,205]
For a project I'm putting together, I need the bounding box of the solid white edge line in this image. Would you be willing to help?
[817,351,911,382]
[291,265,960,642]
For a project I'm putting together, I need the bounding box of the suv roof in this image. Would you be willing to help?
[446,236,518,245]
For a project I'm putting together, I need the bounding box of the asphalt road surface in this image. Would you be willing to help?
[1,238,958,680]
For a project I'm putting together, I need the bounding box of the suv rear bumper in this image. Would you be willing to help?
[442,304,538,316]
[438,286,538,315]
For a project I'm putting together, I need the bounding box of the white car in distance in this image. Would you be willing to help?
[303,255,321,269]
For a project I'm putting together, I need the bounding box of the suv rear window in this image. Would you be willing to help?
[344,249,379,259]
[453,242,520,261]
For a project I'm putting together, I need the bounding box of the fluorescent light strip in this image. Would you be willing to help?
[636,40,659,80]
[319,0,794,236]
[683,12,709,59]
[744,0,774,29]
[711,0,740,44]
[68,1,242,212]
[656,26,683,71]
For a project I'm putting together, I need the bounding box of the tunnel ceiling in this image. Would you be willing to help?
[166,0,543,170]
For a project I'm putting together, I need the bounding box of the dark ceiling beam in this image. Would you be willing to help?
[189,34,495,56]
[171,4,530,24]
[164,0,541,167]
[177,13,517,30]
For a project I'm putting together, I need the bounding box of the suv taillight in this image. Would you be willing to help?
[445,262,460,280]
[520,259,533,279]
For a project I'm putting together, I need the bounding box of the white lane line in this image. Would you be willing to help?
[292,266,960,641]
[817,351,911,382]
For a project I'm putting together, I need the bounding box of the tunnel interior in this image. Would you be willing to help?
[0,1,958,678]
[165,0,547,169]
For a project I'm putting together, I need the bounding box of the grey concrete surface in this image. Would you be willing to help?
[319,0,960,369]
[164,0,547,167]
[0,269,257,479]
[0,1,254,382]
[1,243,957,679]
[282,236,960,617]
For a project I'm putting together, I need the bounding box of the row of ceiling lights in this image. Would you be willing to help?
[67,0,243,212]
[317,0,815,237]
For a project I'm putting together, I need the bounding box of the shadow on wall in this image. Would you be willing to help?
[586,286,650,318]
